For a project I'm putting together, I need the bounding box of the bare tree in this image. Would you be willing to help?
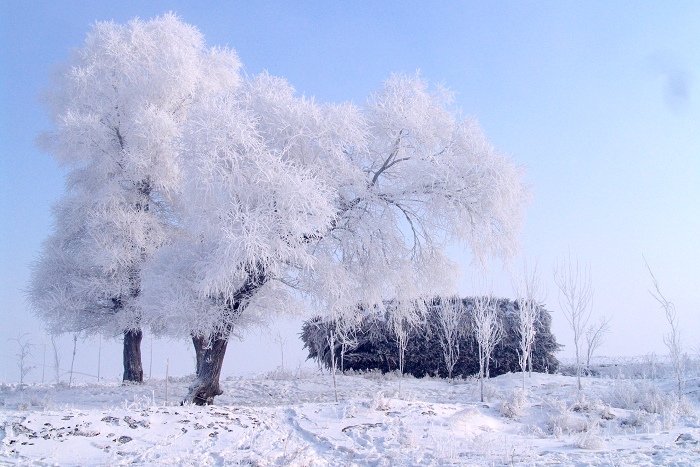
[390,315,411,378]
[41,339,47,384]
[327,329,339,402]
[97,335,102,383]
[148,335,153,380]
[585,316,611,370]
[645,258,684,401]
[68,334,78,388]
[387,301,423,398]
[434,297,467,381]
[513,261,543,390]
[273,330,288,372]
[165,358,170,405]
[9,333,36,385]
[51,336,61,385]
[553,256,593,391]
[472,296,503,402]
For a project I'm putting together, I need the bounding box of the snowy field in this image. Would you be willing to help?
[2,360,700,466]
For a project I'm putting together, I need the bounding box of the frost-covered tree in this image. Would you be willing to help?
[553,256,593,391]
[471,296,503,402]
[144,67,527,403]
[27,14,240,383]
[433,296,467,380]
[332,311,362,373]
[141,73,343,403]
[388,301,423,379]
[513,261,543,390]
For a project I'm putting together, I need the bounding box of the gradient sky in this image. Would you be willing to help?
[1,1,698,382]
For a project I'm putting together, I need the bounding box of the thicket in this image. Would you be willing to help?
[301,297,561,378]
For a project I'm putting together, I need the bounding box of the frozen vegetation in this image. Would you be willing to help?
[2,358,700,465]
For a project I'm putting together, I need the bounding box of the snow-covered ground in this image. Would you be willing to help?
[2,362,700,466]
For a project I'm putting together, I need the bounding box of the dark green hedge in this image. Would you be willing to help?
[301,297,560,378]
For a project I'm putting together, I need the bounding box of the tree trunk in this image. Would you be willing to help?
[123,329,143,383]
[184,334,228,405]
[192,334,208,377]
[183,264,268,405]
[480,374,484,403]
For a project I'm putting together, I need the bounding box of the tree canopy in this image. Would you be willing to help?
[142,70,528,341]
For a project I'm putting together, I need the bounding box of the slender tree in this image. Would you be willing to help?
[41,339,47,384]
[434,297,467,380]
[553,256,593,391]
[333,313,361,373]
[97,335,102,383]
[68,334,77,388]
[584,316,611,370]
[645,259,684,401]
[513,261,543,390]
[51,336,61,385]
[27,14,240,383]
[10,333,36,386]
[472,296,503,402]
[328,329,339,402]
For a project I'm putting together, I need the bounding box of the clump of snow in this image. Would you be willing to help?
[498,388,526,419]
[573,429,607,450]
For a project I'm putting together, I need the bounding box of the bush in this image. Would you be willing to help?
[301,297,560,378]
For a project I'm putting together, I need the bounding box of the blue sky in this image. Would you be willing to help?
[1,1,699,381]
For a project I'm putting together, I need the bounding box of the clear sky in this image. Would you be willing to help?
[1,1,699,382]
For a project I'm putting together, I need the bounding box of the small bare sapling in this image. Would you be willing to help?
[645,258,684,401]
[10,333,36,385]
[585,316,611,370]
[333,314,361,373]
[554,256,593,391]
[328,329,339,402]
[68,334,78,388]
[51,336,61,385]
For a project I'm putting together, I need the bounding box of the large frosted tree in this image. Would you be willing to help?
[143,70,529,404]
[27,14,240,382]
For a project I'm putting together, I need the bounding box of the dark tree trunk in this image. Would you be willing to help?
[123,329,144,383]
[183,263,268,405]
[185,334,228,405]
[192,334,208,377]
